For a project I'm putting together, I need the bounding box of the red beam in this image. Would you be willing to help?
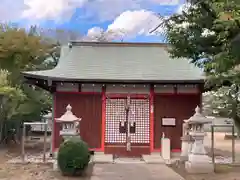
[52,93,56,152]
[56,91,101,95]
[154,93,199,95]
[106,94,149,99]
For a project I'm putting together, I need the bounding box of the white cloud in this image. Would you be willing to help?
[151,0,180,5]
[0,0,26,22]
[85,27,125,41]
[0,0,181,23]
[87,27,105,37]
[22,0,87,21]
[86,10,163,41]
[82,0,143,22]
[81,0,181,22]
[107,10,163,38]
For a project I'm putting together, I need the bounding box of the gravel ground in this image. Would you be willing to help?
[0,151,92,180]
[169,161,240,180]
[1,132,240,180]
[167,132,240,180]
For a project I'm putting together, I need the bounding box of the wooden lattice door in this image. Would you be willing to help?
[105,97,150,156]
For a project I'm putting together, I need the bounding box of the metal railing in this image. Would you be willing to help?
[211,124,235,169]
[21,122,48,163]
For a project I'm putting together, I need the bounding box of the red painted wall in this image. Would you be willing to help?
[154,94,201,150]
[53,93,102,150]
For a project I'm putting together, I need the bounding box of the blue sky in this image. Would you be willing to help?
[1,0,185,42]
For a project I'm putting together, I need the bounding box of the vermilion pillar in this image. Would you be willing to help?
[101,86,106,151]
[150,86,154,152]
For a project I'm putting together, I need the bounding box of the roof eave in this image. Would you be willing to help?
[22,72,205,84]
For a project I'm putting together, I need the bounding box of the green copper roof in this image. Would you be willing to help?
[22,42,204,83]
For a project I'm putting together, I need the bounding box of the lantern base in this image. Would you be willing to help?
[185,154,214,174]
[185,161,214,174]
[180,140,190,161]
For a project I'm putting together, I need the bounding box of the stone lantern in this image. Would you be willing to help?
[55,104,81,140]
[185,106,214,174]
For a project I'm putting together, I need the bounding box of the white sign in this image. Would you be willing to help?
[162,118,176,126]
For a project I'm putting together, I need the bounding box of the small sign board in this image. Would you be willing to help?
[162,118,176,126]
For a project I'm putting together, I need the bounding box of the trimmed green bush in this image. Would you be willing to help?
[57,138,90,176]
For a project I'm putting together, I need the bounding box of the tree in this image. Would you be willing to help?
[202,85,240,136]
[0,24,54,124]
[156,1,240,131]
[0,69,25,141]
[29,25,82,44]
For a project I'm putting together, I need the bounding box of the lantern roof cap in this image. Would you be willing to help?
[55,104,81,122]
[188,106,212,124]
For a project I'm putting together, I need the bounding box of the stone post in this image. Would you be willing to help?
[180,119,193,161]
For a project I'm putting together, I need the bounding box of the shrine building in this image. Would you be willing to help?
[22,42,204,157]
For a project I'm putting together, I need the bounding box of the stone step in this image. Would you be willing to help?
[142,154,165,164]
[93,154,113,164]
[114,157,144,164]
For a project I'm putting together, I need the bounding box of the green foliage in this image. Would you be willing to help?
[0,24,58,122]
[203,85,240,135]
[203,86,236,117]
[0,69,25,142]
[0,24,64,142]
[57,138,90,176]
[0,23,83,142]
[0,70,25,120]
[162,0,240,74]
[161,1,240,130]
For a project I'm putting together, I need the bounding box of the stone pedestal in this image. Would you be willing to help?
[185,154,214,173]
[161,138,170,160]
[180,135,192,161]
[185,136,214,173]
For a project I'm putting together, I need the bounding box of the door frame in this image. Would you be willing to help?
[103,94,151,156]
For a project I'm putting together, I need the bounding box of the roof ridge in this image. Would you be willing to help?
[69,41,168,47]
